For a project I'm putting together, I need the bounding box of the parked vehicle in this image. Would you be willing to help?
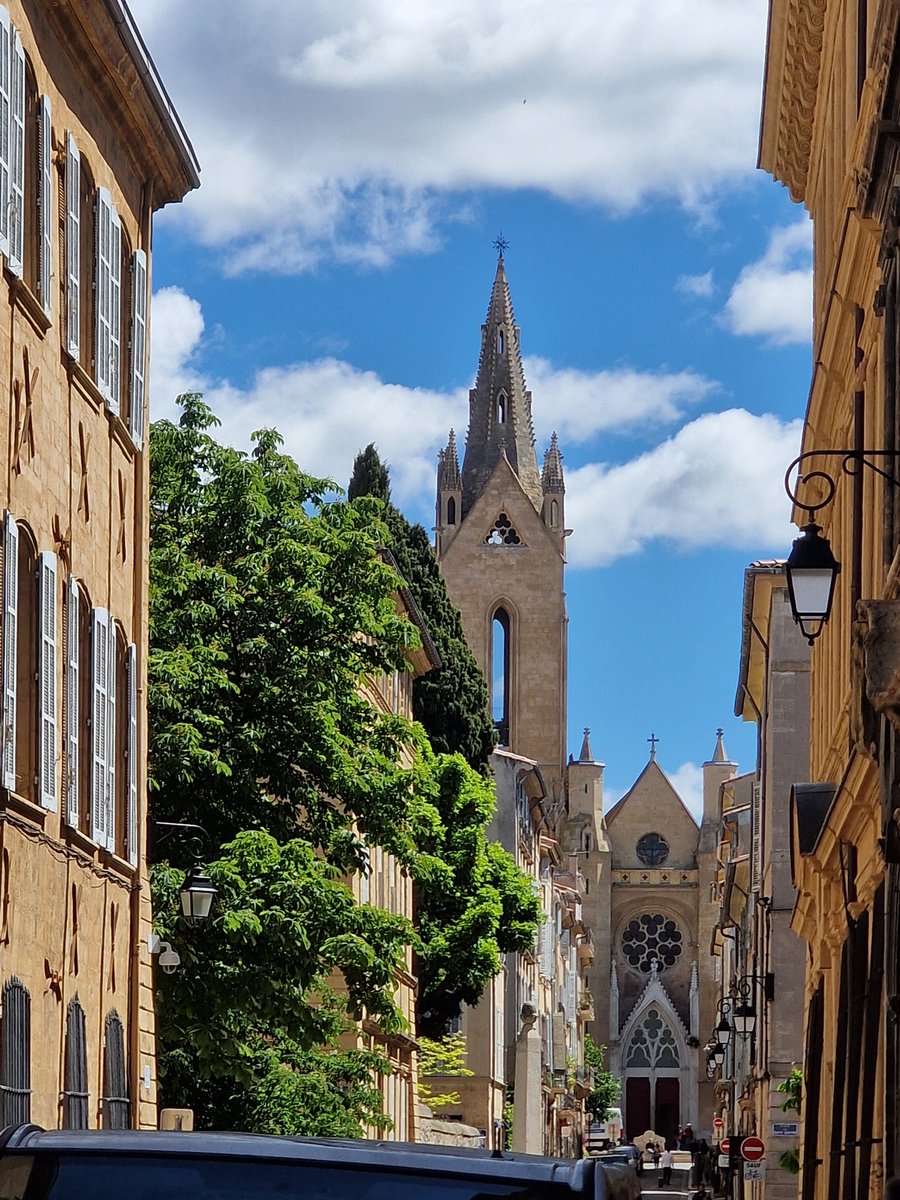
[0,1125,614,1200]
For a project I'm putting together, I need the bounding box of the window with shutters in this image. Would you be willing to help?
[118,226,133,433]
[13,523,36,802]
[62,997,88,1129]
[112,623,129,860]
[77,152,94,375]
[73,581,92,837]
[21,56,40,298]
[64,133,80,358]
[90,607,110,848]
[0,977,31,1125]
[102,1010,129,1129]
[95,187,121,411]
[38,550,58,811]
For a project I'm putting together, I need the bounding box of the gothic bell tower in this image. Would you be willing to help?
[436,254,568,801]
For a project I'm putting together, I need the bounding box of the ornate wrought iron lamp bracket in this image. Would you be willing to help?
[785,449,900,520]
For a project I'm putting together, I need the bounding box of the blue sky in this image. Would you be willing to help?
[134,0,813,817]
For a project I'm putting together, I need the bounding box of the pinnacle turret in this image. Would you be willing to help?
[438,429,461,490]
[542,432,565,494]
[459,256,542,517]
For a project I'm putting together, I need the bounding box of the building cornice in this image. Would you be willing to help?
[758,0,827,202]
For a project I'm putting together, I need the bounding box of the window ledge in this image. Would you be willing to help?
[7,275,50,337]
[68,357,105,412]
[65,825,100,859]
[100,849,138,880]
[1,789,48,827]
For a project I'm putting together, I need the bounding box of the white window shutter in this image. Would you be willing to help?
[65,574,79,826]
[129,249,147,447]
[0,8,11,259]
[126,643,137,866]
[38,95,52,317]
[65,134,80,357]
[108,207,121,414]
[106,620,116,851]
[95,188,113,401]
[91,607,109,845]
[8,26,24,277]
[2,513,17,790]
[38,552,58,811]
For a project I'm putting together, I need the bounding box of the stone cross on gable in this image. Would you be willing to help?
[648,732,659,760]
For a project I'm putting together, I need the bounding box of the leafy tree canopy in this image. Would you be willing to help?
[348,445,496,771]
[584,1035,622,1123]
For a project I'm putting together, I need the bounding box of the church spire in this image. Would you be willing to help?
[460,255,542,517]
[712,727,728,762]
[438,429,461,490]
[542,432,565,494]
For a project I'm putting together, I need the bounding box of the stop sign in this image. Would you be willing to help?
[741,1137,765,1161]
[720,1139,730,1155]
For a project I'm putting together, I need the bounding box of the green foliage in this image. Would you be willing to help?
[411,747,542,1036]
[583,1035,621,1122]
[417,1032,473,1109]
[777,1069,802,1114]
[778,1148,801,1175]
[348,447,496,770]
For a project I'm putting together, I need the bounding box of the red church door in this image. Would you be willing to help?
[655,1077,680,1145]
[625,1077,651,1141]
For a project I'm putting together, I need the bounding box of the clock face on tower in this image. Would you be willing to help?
[635,831,669,867]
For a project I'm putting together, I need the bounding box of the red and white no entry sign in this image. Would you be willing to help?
[741,1137,765,1162]
[713,1117,724,1129]
[720,1139,730,1155]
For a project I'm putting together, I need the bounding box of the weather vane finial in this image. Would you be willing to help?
[493,232,509,257]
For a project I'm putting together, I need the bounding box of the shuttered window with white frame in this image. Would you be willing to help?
[38,551,58,811]
[126,643,137,866]
[64,575,79,827]
[108,209,121,413]
[65,134,79,357]
[95,188,114,403]
[38,95,52,317]
[7,26,24,277]
[129,249,147,447]
[2,513,17,791]
[0,8,11,259]
[91,607,109,846]
[105,621,116,849]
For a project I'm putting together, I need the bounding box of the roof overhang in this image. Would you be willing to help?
[734,562,786,721]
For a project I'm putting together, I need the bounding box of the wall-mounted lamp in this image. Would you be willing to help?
[150,821,219,928]
[728,973,775,1039]
[784,449,900,642]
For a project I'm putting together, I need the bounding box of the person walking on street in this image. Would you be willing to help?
[651,1143,661,1171]
[660,1146,674,1188]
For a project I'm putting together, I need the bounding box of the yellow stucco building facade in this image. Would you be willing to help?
[761,1,900,1195]
[0,0,197,1130]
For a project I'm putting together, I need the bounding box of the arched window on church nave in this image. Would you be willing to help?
[491,607,510,746]
[625,1007,680,1069]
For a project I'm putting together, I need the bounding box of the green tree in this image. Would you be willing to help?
[583,1035,621,1122]
[348,447,496,770]
[417,1032,473,1110]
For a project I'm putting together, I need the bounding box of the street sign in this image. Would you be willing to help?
[713,1117,724,1129]
[720,1138,730,1155]
[741,1137,766,1162]
[718,1155,730,1169]
[773,1122,799,1137]
[743,1162,764,1182]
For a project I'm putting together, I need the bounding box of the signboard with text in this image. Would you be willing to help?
[773,1122,799,1137]
[743,1162,764,1182]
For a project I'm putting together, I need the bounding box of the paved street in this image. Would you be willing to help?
[640,1171,691,1199]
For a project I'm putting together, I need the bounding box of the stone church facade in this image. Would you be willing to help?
[433,254,723,1150]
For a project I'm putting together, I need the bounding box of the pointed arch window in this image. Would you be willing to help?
[550,499,559,527]
[62,997,88,1128]
[497,327,505,355]
[446,496,456,526]
[492,607,510,747]
[102,1010,129,1129]
[496,391,507,424]
[625,1006,680,1069]
[0,977,31,1124]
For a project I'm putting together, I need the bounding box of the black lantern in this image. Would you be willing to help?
[732,1000,756,1039]
[179,865,218,927]
[785,522,841,644]
[709,1041,726,1068]
[715,1013,734,1049]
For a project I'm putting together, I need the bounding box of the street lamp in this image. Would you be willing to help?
[179,864,219,928]
[715,1012,734,1049]
[784,522,840,644]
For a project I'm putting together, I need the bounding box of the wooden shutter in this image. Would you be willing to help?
[38,551,58,811]
[7,26,23,277]
[65,134,80,357]
[65,575,78,826]
[129,249,147,447]
[108,208,121,414]
[95,188,113,401]
[38,95,52,317]
[106,622,116,850]
[126,643,137,866]
[91,608,109,845]
[0,8,11,259]
[2,514,17,790]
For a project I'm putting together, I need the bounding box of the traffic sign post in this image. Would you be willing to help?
[720,1139,730,1155]
[743,1161,764,1182]
[741,1137,765,1162]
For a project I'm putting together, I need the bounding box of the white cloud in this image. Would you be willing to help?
[148,287,206,404]
[724,221,813,346]
[131,0,766,271]
[676,270,715,299]
[525,359,717,444]
[667,761,703,822]
[564,408,803,567]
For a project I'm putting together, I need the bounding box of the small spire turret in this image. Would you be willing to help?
[579,726,594,763]
[542,432,565,494]
[435,429,463,555]
[439,429,461,490]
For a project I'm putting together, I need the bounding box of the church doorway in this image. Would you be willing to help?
[654,1077,679,1145]
[620,1003,683,1144]
[625,1078,650,1140]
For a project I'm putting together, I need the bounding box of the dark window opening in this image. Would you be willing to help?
[447,496,456,525]
[0,976,31,1125]
[492,607,510,747]
[62,997,88,1129]
[102,1010,129,1130]
[497,392,507,424]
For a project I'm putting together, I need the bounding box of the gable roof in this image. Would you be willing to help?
[605,757,699,831]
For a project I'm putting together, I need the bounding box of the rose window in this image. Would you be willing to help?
[621,913,683,973]
[636,831,669,867]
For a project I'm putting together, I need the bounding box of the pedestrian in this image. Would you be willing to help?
[652,1142,661,1171]
[660,1145,674,1188]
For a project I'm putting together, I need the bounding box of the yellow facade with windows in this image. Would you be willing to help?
[0,0,197,1131]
